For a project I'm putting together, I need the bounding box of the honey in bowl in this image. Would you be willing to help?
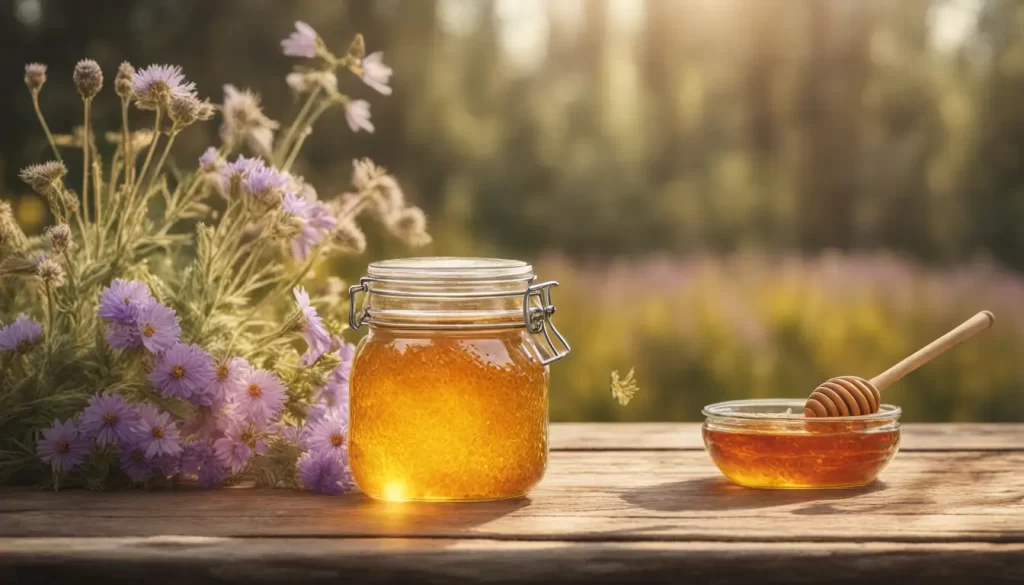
[702,399,901,489]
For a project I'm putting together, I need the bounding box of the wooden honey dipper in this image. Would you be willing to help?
[804,311,995,417]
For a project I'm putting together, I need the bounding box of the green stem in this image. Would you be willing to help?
[142,127,179,205]
[31,91,62,163]
[82,99,96,250]
[120,99,133,188]
[118,109,163,253]
[275,86,323,165]
[282,102,333,172]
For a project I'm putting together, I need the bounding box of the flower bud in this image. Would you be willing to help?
[115,61,135,99]
[24,63,47,93]
[168,93,202,126]
[73,59,103,99]
[45,224,73,252]
[331,221,366,254]
[34,255,66,287]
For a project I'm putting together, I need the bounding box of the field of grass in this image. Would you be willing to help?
[540,253,1024,423]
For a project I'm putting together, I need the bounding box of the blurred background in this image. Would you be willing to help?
[1,0,1022,422]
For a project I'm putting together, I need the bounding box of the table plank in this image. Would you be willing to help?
[550,423,1024,451]
[2,451,1021,543]
[2,538,1022,585]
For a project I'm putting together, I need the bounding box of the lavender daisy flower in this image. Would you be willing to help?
[118,445,153,482]
[136,405,182,459]
[105,323,142,350]
[198,147,221,173]
[98,279,154,324]
[180,405,232,442]
[133,64,197,110]
[294,287,331,365]
[280,424,309,449]
[136,302,181,354]
[244,164,290,207]
[79,393,141,447]
[281,21,319,58]
[208,357,251,406]
[282,192,337,260]
[221,154,267,181]
[233,368,286,429]
[0,315,43,352]
[37,419,91,473]
[359,52,393,95]
[306,410,348,456]
[149,452,181,477]
[213,422,254,473]
[297,450,354,495]
[344,99,374,133]
[149,343,218,405]
[181,441,228,488]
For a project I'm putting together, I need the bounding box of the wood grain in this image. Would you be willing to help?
[2,539,1022,585]
[2,423,1021,584]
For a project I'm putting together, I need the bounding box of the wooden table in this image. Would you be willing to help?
[2,423,1022,584]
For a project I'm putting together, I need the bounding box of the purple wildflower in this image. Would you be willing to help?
[221,154,266,181]
[0,315,43,352]
[281,21,319,58]
[344,99,374,133]
[136,302,181,354]
[149,452,181,477]
[97,279,154,324]
[306,410,348,456]
[198,147,221,173]
[79,393,141,447]
[244,165,290,206]
[37,418,91,473]
[319,340,354,410]
[297,450,354,495]
[133,64,197,110]
[180,405,233,442]
[148,342,218,405]
[106,323,142,350]
[118,446,153,482]
[213,422,253,473]
[233,368,287,429]
[360,52,393,95]
[136,405,182,459]
[181,441,229,488]
[280,424,309,448]
[294,287,331,365]
[208,357,251,406]
[282,191,337,260]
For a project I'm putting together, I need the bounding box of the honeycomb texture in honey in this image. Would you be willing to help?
[703,424,900,488]
[350,328,548,501]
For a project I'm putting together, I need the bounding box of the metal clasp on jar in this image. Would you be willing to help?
[523,280,571,365]
[347,276,571,365]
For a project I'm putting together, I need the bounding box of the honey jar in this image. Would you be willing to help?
[347,257,570,501]
[702,399,901,489]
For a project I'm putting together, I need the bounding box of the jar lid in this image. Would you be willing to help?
[349,256,571,365]
[367,257,534,282]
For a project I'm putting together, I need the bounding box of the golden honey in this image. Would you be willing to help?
[702,400,901,489]
[350,328,548,501]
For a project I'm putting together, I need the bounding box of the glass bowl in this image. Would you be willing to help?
[702,399,901,489]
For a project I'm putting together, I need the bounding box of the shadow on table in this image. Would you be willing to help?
[621,477,888,512]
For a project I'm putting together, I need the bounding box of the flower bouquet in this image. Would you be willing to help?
[0,22,430,493]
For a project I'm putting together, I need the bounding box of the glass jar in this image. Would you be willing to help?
[346,257,570,501]
[702,399,902,489]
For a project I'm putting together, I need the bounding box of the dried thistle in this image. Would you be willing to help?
[115,61,135,99]
[168,92,204,127]
[610,368,640,406]
[19,160,67,193]
[220,84,279,156]
[34,254,66,287]
[45,223,72,252]
[387,207,431,247]
[73,59,103,99]
[0,201,28,254]
[24,63,47,92]
[331,220,367,254]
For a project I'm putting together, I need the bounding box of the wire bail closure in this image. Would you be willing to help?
[348,276,571,365]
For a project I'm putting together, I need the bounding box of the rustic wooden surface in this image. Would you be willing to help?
[1,423,1022,584]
